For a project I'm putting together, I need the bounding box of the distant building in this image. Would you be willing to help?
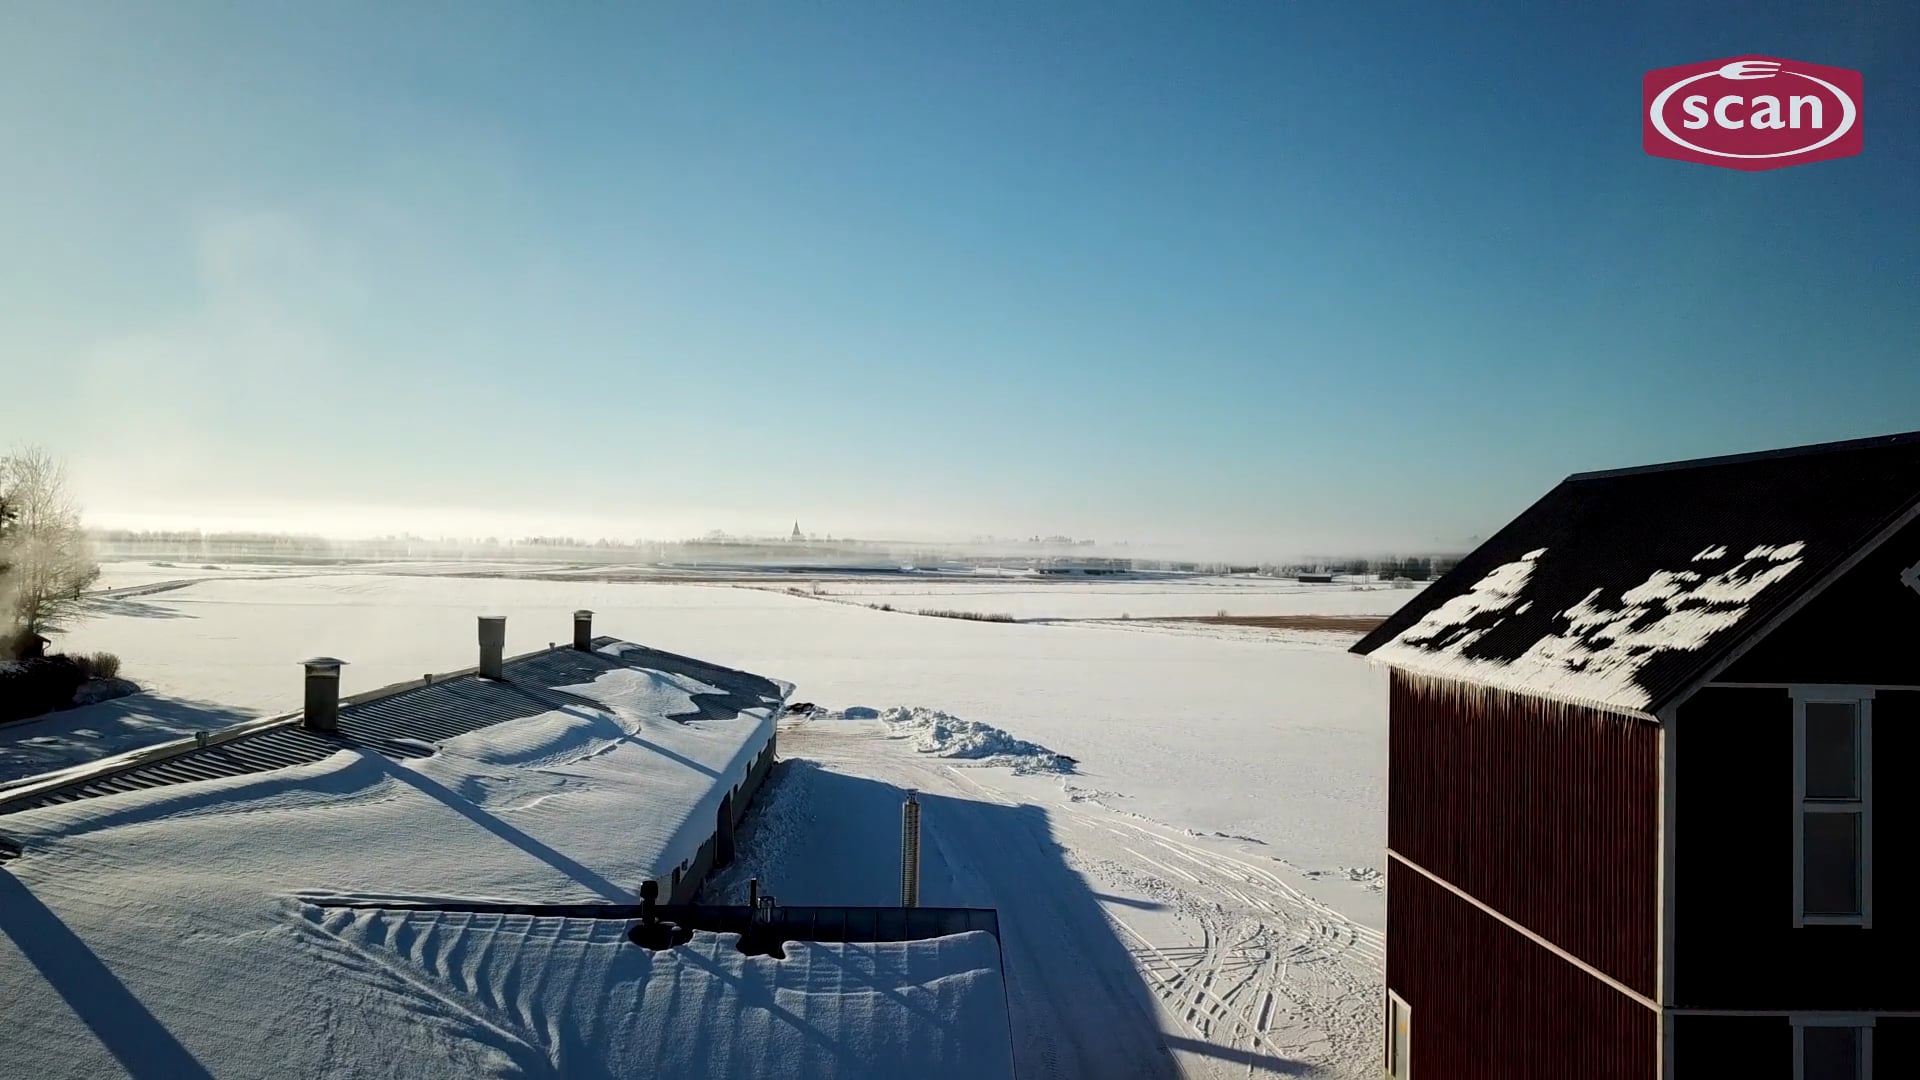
[1353,431,1920,1079]
[1033,557,1133,576]
[791,521,803,541]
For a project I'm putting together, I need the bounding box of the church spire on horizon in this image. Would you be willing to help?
[791,521,803,541]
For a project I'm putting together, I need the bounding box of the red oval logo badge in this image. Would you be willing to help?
[1643,56,1862,171]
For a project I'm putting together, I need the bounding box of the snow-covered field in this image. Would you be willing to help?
[55,573,1394,881]
[87,559,304,593]
[23,566,1406,1078]
[766,575,1416,621]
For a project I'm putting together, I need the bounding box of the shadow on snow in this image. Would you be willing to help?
[710,759,1319,1079]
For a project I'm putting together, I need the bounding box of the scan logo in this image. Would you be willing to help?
[1644,56,1862,170]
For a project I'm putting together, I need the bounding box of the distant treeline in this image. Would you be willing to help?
[1286,555,1463,581]
[90,531,770,564]
[87,530,1463,579]
[86,530,1119,568]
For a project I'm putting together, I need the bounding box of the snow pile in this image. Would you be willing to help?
[879,706,1075,774]
[69,677,141,707]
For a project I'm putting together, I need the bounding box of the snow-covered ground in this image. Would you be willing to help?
[766,575,1418,621]
[88,559,304,593]
[24,565,1402,1077]
[0,692,252,787]
[710,714,1383,1078]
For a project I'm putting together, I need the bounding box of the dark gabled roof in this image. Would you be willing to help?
[1352,431,1920,715]
[0,639,785,817]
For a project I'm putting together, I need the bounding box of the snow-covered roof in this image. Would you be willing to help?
[0,640,1006,1078]
[0,639,787,815]
[1354,431,1920,714]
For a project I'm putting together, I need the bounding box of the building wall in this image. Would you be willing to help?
[669,724,779,904]
[1671,686,1918,1009]
[1387,861,1657,1079]
[1879,1017,1920,1068]
[1671,1014,1789,1078]
[1671,1013,1917,1076]
[1388,671,1660,997]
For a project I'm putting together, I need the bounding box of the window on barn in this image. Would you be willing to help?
[1793,1015,1872,1080]
[1385,991,1411,1078]
[1793,689,1873,927]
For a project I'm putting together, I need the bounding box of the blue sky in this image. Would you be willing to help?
[2,3,1915,556]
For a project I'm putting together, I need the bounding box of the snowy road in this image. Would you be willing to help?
[711,716,1383,1079]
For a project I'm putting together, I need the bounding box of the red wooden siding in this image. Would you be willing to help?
[1387,861,1657,1079]
[1388,670,1659,997]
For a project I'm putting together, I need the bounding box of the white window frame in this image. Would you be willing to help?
[1792,1013,1874,1080]
[1792,686,1874,928]
[1385,989,1411,1078]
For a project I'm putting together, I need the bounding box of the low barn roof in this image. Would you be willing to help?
[1353,431,1920,715]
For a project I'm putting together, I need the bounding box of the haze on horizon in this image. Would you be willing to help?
[4,5,1916,562]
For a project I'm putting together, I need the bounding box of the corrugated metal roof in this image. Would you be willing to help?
[1353,431,1920,713]
[0,638,785,818]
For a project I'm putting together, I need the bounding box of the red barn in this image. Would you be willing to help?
[1352,431,1920,1079]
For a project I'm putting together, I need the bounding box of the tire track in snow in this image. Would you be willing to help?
[965,764,1380,1074]
[775,715,1380,1078]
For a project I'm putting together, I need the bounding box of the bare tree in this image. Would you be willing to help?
[0,488,13,578]
[0,447,100,645]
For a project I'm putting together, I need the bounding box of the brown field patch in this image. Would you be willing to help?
[1147,614,1386,633]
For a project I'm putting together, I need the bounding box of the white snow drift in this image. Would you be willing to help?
[877,705,1076,774]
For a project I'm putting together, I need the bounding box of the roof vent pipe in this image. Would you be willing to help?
[478,616,506,679]
[301,658,346,732]
[573,610,594,651]
[900,790,921,908]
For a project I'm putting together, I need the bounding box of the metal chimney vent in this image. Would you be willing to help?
[478,616,506,679]
[301,657,347,732]
[573,610,594,651]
